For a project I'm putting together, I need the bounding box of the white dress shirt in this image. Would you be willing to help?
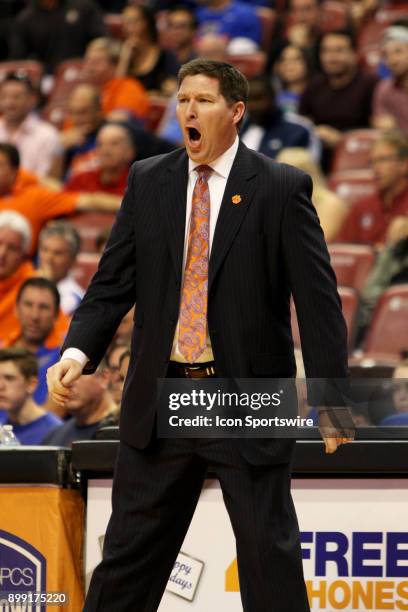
[0,113,61,178]
[62,136,240,368]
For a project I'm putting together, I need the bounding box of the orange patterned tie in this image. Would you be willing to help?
[178,164,212,363]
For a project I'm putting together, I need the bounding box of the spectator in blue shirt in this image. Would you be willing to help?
[196,0,262,46]
[0,348,61,444]
[379,360,408,426]
[12,278,64,405]
[42,364,117,447]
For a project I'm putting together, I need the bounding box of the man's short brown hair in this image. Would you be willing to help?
[0,348,38,379]
[178,59,249,107]
[375,130,408,159]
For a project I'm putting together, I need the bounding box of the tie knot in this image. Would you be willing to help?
[195,165,213,181]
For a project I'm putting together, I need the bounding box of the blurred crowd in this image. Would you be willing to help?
[0,0,407,444]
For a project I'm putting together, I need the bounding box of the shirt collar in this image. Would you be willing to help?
[188,135,239,179]
[1,114,36,137]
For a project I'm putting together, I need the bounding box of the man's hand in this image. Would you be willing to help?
[386,216,408,245]
[318,407,356,454]
[315,125,342,148]
[321,435,353,454]
[46,359,83,406]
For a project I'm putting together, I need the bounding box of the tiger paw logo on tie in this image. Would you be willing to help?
[231,194,242,205]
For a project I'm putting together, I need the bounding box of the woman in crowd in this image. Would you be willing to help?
[274,43,311,114]
[116,4,179,96]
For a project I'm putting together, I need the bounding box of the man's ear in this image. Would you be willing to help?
[27,376,39,395]
[97,370,110,390]
[232,101,246,127]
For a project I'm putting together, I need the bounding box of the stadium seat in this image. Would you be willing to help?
[226,52,267,78]
[363,285,408,358]
[291,286,359,350]
[104,13,124,40]
[71,253,101,289]
[349,355,399,379]
[48,58,85,105]
[328,243,376,291]
[328,170,377,208]
[331,129,379,173]
[0,60,44,87]
[145,96,169,132]
[358,5,408,71]
[42,59,85,128]
[68,212,116,252]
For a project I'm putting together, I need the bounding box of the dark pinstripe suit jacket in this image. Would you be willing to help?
[62,141,348,462]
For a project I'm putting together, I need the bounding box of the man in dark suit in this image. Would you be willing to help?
[47,59,353,611]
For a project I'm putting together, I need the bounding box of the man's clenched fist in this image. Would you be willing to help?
[46,359,83,406]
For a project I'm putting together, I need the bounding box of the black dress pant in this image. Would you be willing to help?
[84,437,310,612]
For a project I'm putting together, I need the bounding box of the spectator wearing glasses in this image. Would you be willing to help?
[372,25,408,135]
[338,131,408,245]
[0,73,61,178]
[42,362,117,446]
[106,342,130,406]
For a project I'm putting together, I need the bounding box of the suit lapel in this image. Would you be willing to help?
[209,141,257,290]
[160,151,189,284]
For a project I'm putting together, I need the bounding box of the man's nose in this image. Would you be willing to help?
[29,306,41,321]
[186,100,198,119]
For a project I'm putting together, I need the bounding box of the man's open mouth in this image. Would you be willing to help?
[188,127,201,142]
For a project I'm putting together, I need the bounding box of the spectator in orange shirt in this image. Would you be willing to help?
[0,143,121,255]
[83,37,150,120]
[0,210,34,348]
[65,123,135,195]
[0,210,69,352]
[338,131,408,245]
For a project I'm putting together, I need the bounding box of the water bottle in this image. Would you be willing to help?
[0,425,21,447]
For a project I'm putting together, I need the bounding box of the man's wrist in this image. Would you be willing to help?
[61,348,88,368]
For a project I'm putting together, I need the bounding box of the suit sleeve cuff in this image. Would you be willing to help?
[61,348,89,368]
